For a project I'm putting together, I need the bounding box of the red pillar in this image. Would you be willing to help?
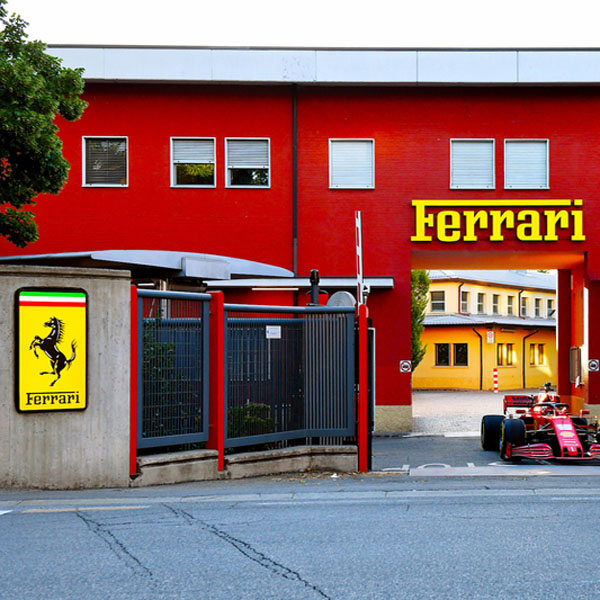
[129,285,138,477]
[556,269,572,399]
[587,279,600,405]
[358,303,368,472]
[207,291,225,471]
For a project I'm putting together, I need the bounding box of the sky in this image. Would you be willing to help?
[4,0,600,48]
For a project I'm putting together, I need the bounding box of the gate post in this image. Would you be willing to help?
[358,303,368,472]
[130,284,138,477]
[208,291,225,471]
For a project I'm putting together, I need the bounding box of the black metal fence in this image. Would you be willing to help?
[137,290,210,449]
[225,304,355,448]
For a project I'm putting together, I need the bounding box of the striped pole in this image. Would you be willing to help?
[493,368,499,393]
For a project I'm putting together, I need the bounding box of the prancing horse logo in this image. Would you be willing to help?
[29,317,77,386]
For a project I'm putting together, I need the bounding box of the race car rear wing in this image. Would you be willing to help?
[503,395,535,414]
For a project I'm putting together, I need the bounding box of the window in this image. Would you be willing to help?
[450,139,494,189]
[171,138,215,187]
[535,298,542,318]
[226,138,270,187]
[492,294,500,314]
[435,343,450,366]
[461,291,470,313]
[454,343,468,366]
[547,299,555,318]
[477,293,486,314]
[83,137,127,186]
[520,296,528,317]
[504,140,549,189]
[507,295,515,316]
[430,291,445,312]
[497,343,514,366]
[329,139,374,189]
[529,343,545,366]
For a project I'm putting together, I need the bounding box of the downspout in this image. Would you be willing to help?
[472,328,483,391]
[518,289,524,318]
[522,329,539,389]
[458,282,464,314]
[292,84,298,276]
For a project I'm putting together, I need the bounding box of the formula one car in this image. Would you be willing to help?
[481,383,600,461]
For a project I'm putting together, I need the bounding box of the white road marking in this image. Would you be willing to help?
[444,432,480,438]
[409,465,600,477]
[467,462,475,467]
[0,510,12,516]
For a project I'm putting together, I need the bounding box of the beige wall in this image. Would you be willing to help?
[0,265,131,488]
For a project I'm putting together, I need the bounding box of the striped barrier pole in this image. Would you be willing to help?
[493,368,499,393]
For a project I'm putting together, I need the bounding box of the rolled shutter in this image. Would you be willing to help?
[173,139,214,163]
[227,139,269,168]
[450,140,494,189]
[505,140,548,189]
[330,140,374,188]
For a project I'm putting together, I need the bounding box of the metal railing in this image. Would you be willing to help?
[224,304,355,448]
[136,290,210,449]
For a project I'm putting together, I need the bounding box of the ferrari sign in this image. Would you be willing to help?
[16,289,87,412]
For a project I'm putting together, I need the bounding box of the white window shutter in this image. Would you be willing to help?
[330,140,374,188]
[505,140,548,189]
[173,139,214,163]
[227,140,269,168]
[451,140,494,189]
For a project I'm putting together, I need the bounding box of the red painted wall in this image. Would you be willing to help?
[5,83,600,408]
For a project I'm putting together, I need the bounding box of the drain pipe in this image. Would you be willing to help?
[292,84,298,275]
[472,327,483,390]
[522,328,539,389]
[458,282,464,314]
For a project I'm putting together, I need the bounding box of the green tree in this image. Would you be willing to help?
[411,269,430,370]
[0,0,87,247]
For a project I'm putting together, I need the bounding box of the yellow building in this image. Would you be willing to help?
[412,270,556,391]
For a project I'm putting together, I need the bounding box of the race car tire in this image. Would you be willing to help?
[571,417,588,427]
[500,418,526,462]
[481,415,505,450]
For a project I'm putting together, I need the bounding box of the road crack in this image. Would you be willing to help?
[76,511,155,581]
[163,504,331,599]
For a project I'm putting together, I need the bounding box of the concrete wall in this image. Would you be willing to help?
[0,265,131,488]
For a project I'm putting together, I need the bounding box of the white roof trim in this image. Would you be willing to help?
[48,47,600,85]
[205,277,394,289]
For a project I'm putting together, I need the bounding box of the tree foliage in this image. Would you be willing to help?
[411,269,430,370]
[0,0,87,247]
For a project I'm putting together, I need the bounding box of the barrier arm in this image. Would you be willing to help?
[207,291,225,471]
[130,284,138,477]
[358,303,368,472]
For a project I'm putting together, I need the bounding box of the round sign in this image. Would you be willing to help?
[399,360,412,373]
[589,359,600,372]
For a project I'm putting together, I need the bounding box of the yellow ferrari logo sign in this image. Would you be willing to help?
[16,289,87,412]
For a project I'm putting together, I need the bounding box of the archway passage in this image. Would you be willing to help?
[410,250,592,435]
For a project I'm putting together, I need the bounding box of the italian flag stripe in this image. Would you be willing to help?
[19,292,86,305]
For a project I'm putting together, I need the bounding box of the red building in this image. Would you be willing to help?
[3,47,600,430]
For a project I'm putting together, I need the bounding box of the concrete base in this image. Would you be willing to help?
[375,405,412,432]
[132,450,219,487]
[133,446,357,486]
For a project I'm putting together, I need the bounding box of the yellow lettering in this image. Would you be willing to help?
[411,201,434,241]
[436,210,461,242]
[571,210,586,241]
[489,210,515,242]
[516,210,542,241]
[544,210,569,241]
[463,210,489,242]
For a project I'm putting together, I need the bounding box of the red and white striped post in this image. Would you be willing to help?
[493,368,499,393]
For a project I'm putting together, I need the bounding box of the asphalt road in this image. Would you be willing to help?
[3,474,600,600]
